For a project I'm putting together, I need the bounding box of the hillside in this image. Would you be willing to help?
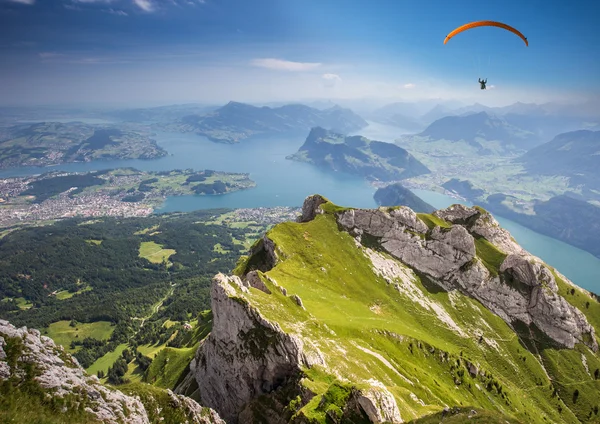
[164,102,368,144]
[0,122,167,169]
[287,127,430,182]
[0,207,298,374]
[418,112,540,154]
[373,183,435,213]
[0,319,224,424]
[517,130,600,192]
[483,194,600,259]
[176,195,600,423]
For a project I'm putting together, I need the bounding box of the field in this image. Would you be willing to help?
[397,136,575,204]
[87,343,128,376]
[138,241,176,264]
[45,320,114,352]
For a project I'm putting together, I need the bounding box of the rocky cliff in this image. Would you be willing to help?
[185,195,600,424]
[0,319,224,424]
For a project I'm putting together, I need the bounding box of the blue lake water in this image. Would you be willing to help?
[1,124,599,293]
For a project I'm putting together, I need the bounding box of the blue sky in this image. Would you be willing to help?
[0,0,598,106]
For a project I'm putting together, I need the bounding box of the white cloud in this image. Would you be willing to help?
[488,85,496,90]
[133,0,154,12]
[322,73,342,88]
[403,83,416,89]
[106,8,128,15]
[6,0,35,4]
[251,58,321,72]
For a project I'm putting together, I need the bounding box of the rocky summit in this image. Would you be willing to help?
[177,195,600,424]
[0,319,224,424]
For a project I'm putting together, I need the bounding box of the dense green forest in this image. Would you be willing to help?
[0,209,265,369]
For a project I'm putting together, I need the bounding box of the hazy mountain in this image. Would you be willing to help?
[419,111,540,152]
[376,113,425,132]
[517,130,600,191]
[287,126,430,181]
[444,101,599,141]
[419,104,458,125]
[105,103,219,123]
[170,101,368,143]
[373,182,435,212]
[442,178,486,200]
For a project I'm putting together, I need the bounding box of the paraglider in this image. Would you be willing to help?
[444,21,527,90]
[444,21,528,46]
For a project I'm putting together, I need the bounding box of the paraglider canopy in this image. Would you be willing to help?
[444,21,528,46]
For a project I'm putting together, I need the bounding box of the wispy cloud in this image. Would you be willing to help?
[106,8,128,15]
[488,84,496,90]
[39,52,65,59]
[6,0,35,4]
[71,0,115,3]
[133,0,154,12]
[38,51,130,64]
[63,0,203,13]
[403,83,416,89]
[251,58,321,72]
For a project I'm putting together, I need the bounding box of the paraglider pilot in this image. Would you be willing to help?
[478,78,487,90]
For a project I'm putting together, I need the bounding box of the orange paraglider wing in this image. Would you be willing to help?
[444,21,528,46]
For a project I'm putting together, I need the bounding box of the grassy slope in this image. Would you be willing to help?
[45,320,114,353]
[230,204,599,423]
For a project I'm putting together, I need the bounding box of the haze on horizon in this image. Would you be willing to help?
[0,0,599,108]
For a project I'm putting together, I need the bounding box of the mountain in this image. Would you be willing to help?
[377,114,425,132]
[287,127,430,181]
[373,183,435,213]
[442,178,486,200]
[419,112,540,153]
[443,101,597,142]
[169,101,368,144]
[483,193,600,259]
[370,100,464,132]
[517,130,600,191]
[174,195,600,423]
[420,104,457,125]
[0,319,225,424]
[105,104,219,123]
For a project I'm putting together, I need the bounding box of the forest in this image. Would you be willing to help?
[0,208,263,368]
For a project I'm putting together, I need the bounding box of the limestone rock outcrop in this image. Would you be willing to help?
[313,196,597,351]
[0,319,224,424]
[191,273,322,423]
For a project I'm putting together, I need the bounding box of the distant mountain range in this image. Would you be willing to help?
[369,100,599,141]
[105,103,219,123]
[417,111,540,153]
[516,130,600,191]
[163,101,368,143]
[287,127,430,182]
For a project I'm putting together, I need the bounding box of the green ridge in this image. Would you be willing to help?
[232,200,599,423]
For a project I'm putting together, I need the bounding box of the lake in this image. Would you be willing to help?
[1,122,599,293]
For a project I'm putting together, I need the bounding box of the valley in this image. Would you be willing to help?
[0,168,255,229]
[1,99,600,424]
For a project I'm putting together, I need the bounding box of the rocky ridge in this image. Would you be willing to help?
[184,194,599,423]
[0,319,224,424]
[334,199,596,351]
